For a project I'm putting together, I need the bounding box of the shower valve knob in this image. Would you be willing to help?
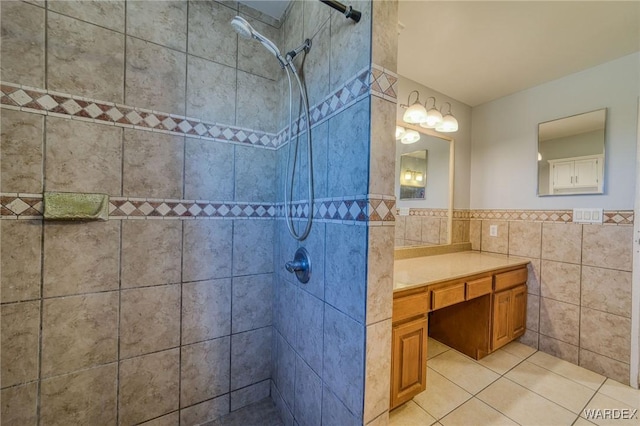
[285,248,311,284]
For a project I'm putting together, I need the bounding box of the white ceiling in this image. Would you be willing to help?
[239,1,640,107]
[398,1,640,107]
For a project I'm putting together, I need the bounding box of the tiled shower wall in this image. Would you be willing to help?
[270,1,398,425]
[1,1,281,424]
[469,214,634,385]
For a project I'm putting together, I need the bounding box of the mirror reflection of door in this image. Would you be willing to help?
[538,109,606,196]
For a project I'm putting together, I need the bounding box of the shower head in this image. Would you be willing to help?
[231,16,285,66]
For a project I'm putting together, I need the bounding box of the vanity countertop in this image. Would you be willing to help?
[394,251,530,292]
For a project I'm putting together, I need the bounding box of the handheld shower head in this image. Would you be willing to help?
[231,16,285,67]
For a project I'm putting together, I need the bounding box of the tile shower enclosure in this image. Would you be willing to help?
[1,1,399,425]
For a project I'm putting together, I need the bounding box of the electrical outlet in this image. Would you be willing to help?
[489,225,498,237]
[573,208,603,224]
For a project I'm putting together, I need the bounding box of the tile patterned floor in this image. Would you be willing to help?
[390,339,640,426]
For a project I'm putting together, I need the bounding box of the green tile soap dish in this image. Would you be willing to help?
[43,192,109,221]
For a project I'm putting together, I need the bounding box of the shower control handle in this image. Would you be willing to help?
[285,248,311,284]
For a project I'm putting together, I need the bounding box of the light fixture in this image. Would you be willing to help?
[415,173,423,182]
[395,126,406,140]
[419,97,443,129]
[435,102,459,133]
[538,152,542,161]
[404,171,412,181]
[400,129,420,144]
[401,90,428,124]
[403,170,424,183]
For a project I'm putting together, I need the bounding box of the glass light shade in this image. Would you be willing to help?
[401,129,420,144]
[435,114,458,132]
[403,102,428,124]
[415,173,423,182]
[395,126,406,140]
[404,171,412,181]
[420,107,443,128]
[538,152,542,161]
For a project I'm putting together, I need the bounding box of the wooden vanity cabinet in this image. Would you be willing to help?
[492,284,527,350]
[390,290,429,409]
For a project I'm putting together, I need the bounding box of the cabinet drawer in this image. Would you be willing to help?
[494,268,527,292]
[466,276,493,300]
[431,283,466,310]
[393,292,429,322]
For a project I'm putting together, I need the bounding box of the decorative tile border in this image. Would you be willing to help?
[467,209,633,225]
[0,82,280,149]
[396,208,634,225]
[1,193,396,225]
[1,63,389,154]
[277,195,396,226]
[370,65,398,102]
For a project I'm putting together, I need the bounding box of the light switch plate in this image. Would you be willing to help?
[573,208,603,224]
[489,225,498,237]
[398,207,410,216]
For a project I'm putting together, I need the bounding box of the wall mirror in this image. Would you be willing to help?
[395,124,454,247]
[399,150,427,200]
[537,109,606,196]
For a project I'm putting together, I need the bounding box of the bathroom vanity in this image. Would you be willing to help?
[390,251,529,409]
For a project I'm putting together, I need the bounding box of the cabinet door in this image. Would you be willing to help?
[390,317,428,409]
[491,290,512,351]
[510,285,527,338]
[552,161,574,189]
[574,158,599,188]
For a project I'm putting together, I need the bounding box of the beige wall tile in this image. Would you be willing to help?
[301,18,330,108]
[40,364,117,426]
[394,215,406,242]
[582,225,633,271]
[121,220,182,289]
[230,380,270,412]
[45,117,122,196]
[120,284,181,359]
[369,97,396,196]
[184,138,235,201]
[452,219,470,244]
[539,297,579,346]
[126,37,186,114]
[119,349,180,425]
[186,55,237,124]
[0,1,45,86]
[1,220,42,303]
[526,294,540,332]
[366,226,393,324]
[541,223,582,264]
[48,12,124,102]
[188,1,237,68]
[48,0,125,32]
[579,349,630,386]
[232,220,274,276]
[523,257,541,296]
[234,145,276,203]
[182,220,232,282]
[470,220,481,250]
[1,301,40,388]
[43,221,120,297]
[182,279,231,345]
[231,327,272,391]
[294,356,322,425]
[236,71,280,134]
[508,221,542,258]
[1,382,37,425]
[122,130,184,199]
[180,395,229,426]
[580,308,630,363]
[232,274,272,333]
[439,218,449,244]
[421,217,440,245]
[404,216,421,242]
[139,411,179,426]
[519,329,539,349]
[371,0,398,71]
[364,319,391,423]
[1,110,44,193]
[540,260,581,305]
[538,335,578,364]
[480,220,508,254]
[238,15,282,81]
[180,338,230,407]
[581,266,632,317]
[41,292,118,377]
[127,1,187,51]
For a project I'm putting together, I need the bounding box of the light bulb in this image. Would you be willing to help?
[415,173,423,182]
[403,102,428,124]
[404,171,412,181]
[538,152,542,161]
[435,114,458,132]
[401,129,420,144]
[395,126,406,140]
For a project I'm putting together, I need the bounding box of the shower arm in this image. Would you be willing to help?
[319,0,361,23]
